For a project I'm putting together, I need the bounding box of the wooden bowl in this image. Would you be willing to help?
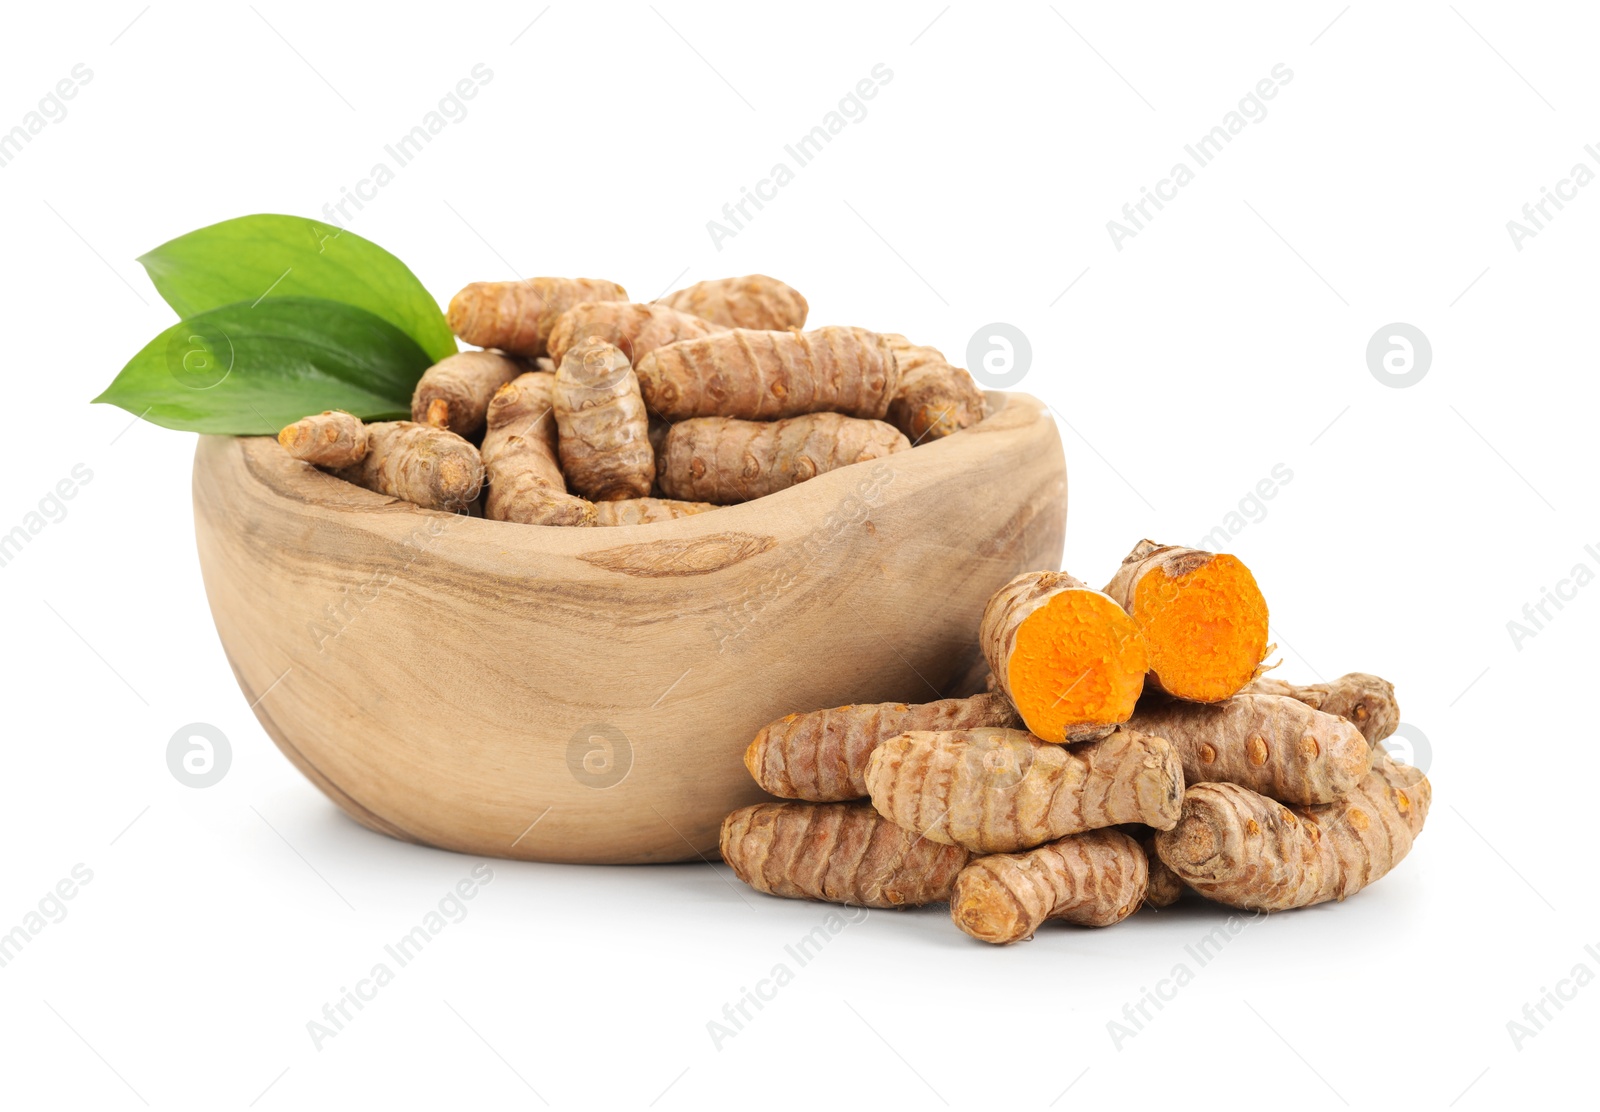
[192,392,1066,864]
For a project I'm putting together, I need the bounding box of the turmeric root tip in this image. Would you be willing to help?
[278,410,368,469]
[980,571,1148,743]
[882,333,986,443]
[1105,540,1270,703]
[1245,672,1400,745]
[950,830,1148,944]
[719,802,969,909]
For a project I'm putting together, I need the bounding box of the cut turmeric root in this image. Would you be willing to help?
[744,692,1021,802]
[980,571,1148,743]
[1104,540,1271,703]
[1155,751,1430,911]
[950,829,1147,944]
[1244,672,1399,745]
[720,801,969,909]
[864,727,1183,853]
[1128,693,1370,805]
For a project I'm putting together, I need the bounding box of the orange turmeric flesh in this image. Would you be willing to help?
[1125,550,1269,703]
[996,581,1147,743]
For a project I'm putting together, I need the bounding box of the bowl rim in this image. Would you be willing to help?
[203,391,1049,560]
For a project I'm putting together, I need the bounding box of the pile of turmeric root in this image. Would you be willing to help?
[275,274,985,523]
[721,542,1431,944]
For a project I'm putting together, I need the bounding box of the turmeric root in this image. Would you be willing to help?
[447,277,628,357]
[863,727,1183,854]
[950,829,1147,944]
[553,340,654,501]
[592,496,717,526]
[546,301,724,367]
[979,571,1148,743]
[647,416,670,458]
[333,421,484,513]
[481,372,596,527]
[278,410,368,468]
[1136,829,1185,909]
[744,692,1021,802]
[1154,751,1430,911]
[882,334,986,443]
[1244,672,1399,745]
[657,414,908,503]
[720,801,969,909]
[1104,540,1271,703]
[655,274,809,331]
[410,351,522,438]
[1128,693,1370,806]
[636,326,900,421]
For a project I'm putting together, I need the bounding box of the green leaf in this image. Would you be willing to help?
[138,214,457,363]
[93,297,429,434]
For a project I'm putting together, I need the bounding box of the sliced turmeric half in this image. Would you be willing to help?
[1104,540,1270,703]
[979,571,1147,743]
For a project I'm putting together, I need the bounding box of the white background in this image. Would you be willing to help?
[2,2,1595,1109]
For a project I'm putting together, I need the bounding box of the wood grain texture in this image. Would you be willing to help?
[192,392,1067,864]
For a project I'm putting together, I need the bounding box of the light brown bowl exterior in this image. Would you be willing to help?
[192,392,1066,863]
